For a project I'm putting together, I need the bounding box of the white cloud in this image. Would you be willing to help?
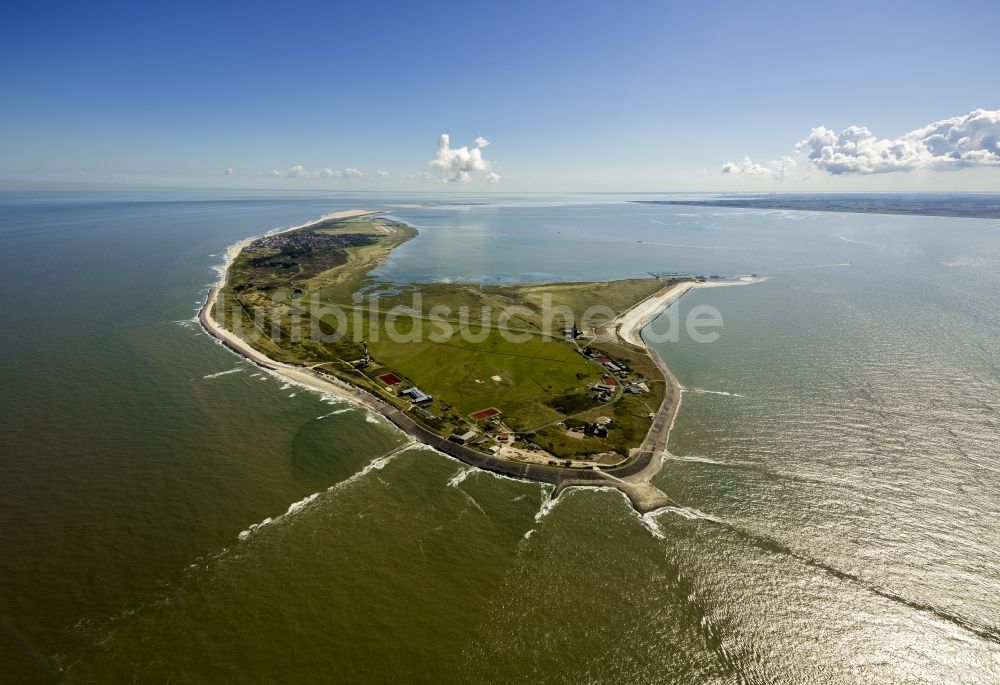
[798,108,1000,174]
[224,167,235,176]
[721,157,770,176]
[485,171,502,183]
[375,170,389,179]
[428,133,496,183]
[721,155,795,179]
[272,165,365,179]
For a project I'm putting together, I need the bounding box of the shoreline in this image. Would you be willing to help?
[610,276,761,487]
[197,209,755,512]
[616,276,763,347]
[200,209,388,408]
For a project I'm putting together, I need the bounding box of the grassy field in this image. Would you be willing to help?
[362,277,667,333]
[367,327,598,431]
[216,213,673,460]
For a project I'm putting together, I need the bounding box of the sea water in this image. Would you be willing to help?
[1,190,998,683]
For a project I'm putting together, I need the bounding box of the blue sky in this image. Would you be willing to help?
[2,0,999,191]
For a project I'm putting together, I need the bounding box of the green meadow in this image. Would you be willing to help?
[217,214,671,459]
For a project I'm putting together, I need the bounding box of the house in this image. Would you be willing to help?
[400,387,432,403]
[449,430,478,445]
[583,422,609,438]
[413,406,437,419]
[593,383,616,393]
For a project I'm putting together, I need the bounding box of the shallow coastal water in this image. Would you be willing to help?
[1,191,998,682]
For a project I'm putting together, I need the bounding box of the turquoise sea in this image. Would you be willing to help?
[1,190,998,683]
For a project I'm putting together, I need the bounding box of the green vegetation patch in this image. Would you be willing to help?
[216,213,675,461]
[367,328,598,431]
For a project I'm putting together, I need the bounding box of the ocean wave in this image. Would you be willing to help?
[685,387,745,398]
[667,455,728,465]
[447,467,476,488]
[202,367,243,380]
[653,505,723,523]
[238,492,320,541]
[534,493,562,523]
[327,440,418,493]
[459,489,487,517]
[640,511,665,539]
[317,408,353,420]
[237,442,417,542]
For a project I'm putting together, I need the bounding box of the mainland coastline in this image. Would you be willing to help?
[199,209,756,512]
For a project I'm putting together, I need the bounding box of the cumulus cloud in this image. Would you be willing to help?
[270,165,367,179]
[224,167,235,176]
[485,171,502,183]
[721,155,795,179]
[428,133,496,183]
[721,157,769,176]
[798,108,1000,174]
[375,170,389,179]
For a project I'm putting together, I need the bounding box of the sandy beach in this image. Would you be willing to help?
[615,276,763,347]
[610,276,763,490]
[200,209,385,410]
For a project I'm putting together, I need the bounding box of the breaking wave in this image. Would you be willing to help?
[238,492,320,541]
[317,408,353,420]
[447,467,476,488]
[685,387,744,398]
[202,367,243,380]
[655,505,724,523]
[237,442,419,542]
[667,455,729,465]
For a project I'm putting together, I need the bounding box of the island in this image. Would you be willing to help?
[200,209,749,512]
[633,193,1000,219]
